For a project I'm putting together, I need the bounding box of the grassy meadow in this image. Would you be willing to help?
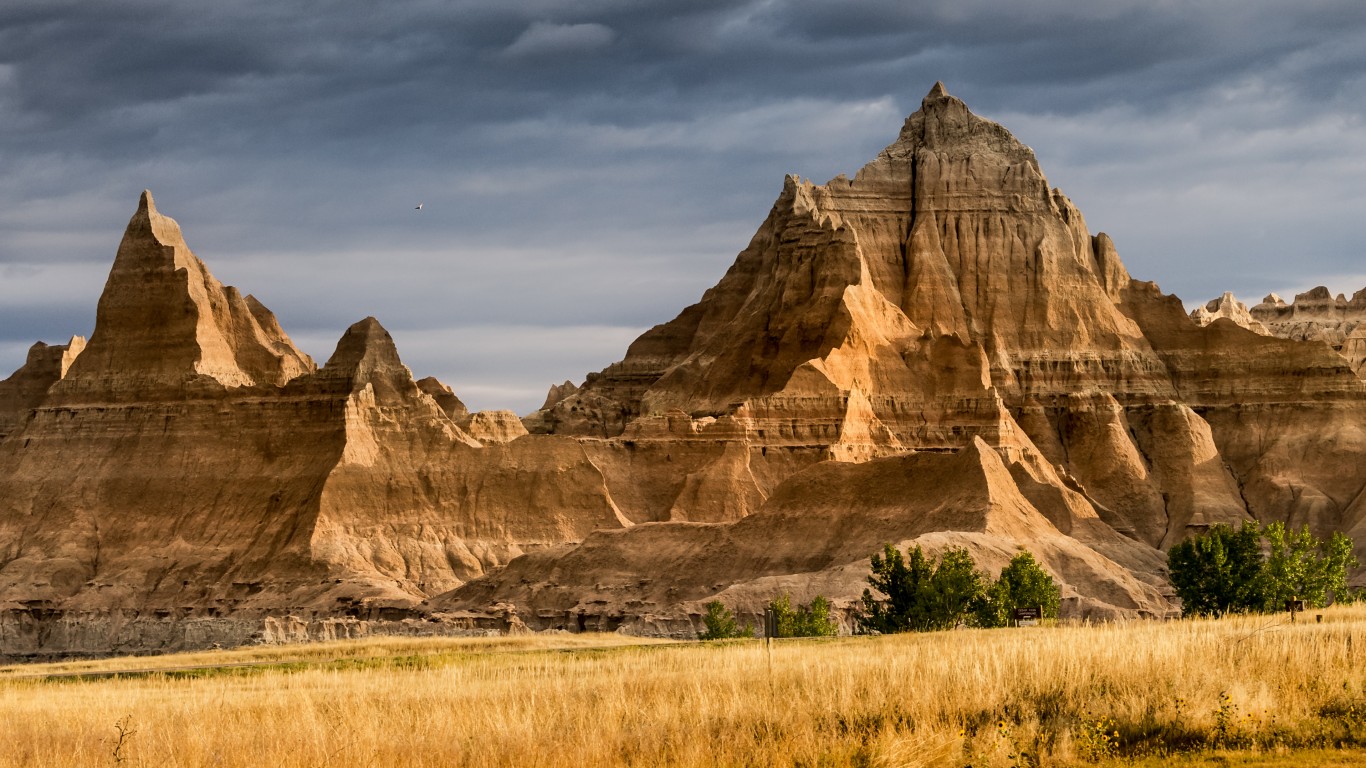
[4,609,1366,766]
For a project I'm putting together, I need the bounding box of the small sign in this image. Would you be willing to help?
[764,608,778,639]
[1013,606,1042,626]
[1285,599,1305,613]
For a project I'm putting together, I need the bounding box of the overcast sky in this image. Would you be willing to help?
[3,1,1366,413]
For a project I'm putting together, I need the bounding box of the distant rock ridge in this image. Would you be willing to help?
[4,84,1366,656]
[417,377,469,420]
[1192,285,1366,375]
[1189,293,1271,335]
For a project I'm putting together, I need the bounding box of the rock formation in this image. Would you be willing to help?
[440,83,1366,629]
[1251,287,1366,346]
[416,377,469,420]
[1190,293,1270,335]
[438,438,1171,634]
[51,191,315,404]
[0,195,629,658]
[1193,286,1366,377]
[523,83,1366,551]
[0,336,84,440]
[3,83,1366,655]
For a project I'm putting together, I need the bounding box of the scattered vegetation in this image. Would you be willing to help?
[1168,521,1357,617]
[857,543,1062,632]
[109,714,135,764]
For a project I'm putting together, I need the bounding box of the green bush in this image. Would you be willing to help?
[858,544,1062,632]
[697,600,752,640]
[767,594,839,637]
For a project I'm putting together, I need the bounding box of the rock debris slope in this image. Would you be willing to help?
[3,85,1366,655]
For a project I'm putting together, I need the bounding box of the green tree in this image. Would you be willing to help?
[1168,522,1268,617]
[1263,522,1358,609]
[1168,521,1358,617]
[974,550,1061,628]
[929,548,988,628]
[766,594,839,637]
[858,544,922,634]
[857,544,987,633]
[1318,531,1359,605]
[794,595,839,637]
[698,600,751,640]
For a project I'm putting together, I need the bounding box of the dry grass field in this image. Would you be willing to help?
[4,609,1366,767]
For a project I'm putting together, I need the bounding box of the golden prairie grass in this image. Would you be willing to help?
[3,609,1366,767]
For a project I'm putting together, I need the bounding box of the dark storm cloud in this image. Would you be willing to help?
[4,0,1366,411]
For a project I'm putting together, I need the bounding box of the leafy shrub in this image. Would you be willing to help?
[767,594,839,637]
[858,544,1062,632]
[698,600,752,640]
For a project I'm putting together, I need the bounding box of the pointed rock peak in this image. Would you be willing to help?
[964,434,997,460]
[894,80,1036,170]
[46,192,317,401]
[417,375,470,419]
[540,379,580,410]
[919,80,967,114]
[125,188,186,248]
[325,317,404,371]
[317,317,426,405]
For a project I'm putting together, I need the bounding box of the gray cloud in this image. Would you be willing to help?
[4,0,1366,412]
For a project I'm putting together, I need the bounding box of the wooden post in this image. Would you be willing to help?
[763,607,776,703]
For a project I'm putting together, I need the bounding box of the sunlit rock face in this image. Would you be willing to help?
[5,84,1366,656]
[1190,293,1271,336]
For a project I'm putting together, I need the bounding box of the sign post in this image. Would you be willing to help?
[1285,598,1304,622]
[763,607,777,702]
[1012,605,1042,627]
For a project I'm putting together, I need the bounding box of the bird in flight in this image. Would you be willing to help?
[415,203,424,211]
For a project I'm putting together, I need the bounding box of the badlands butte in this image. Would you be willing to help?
[3,83,1366,659]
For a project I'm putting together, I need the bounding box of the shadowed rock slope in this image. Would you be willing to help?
[3,85,1366,655]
